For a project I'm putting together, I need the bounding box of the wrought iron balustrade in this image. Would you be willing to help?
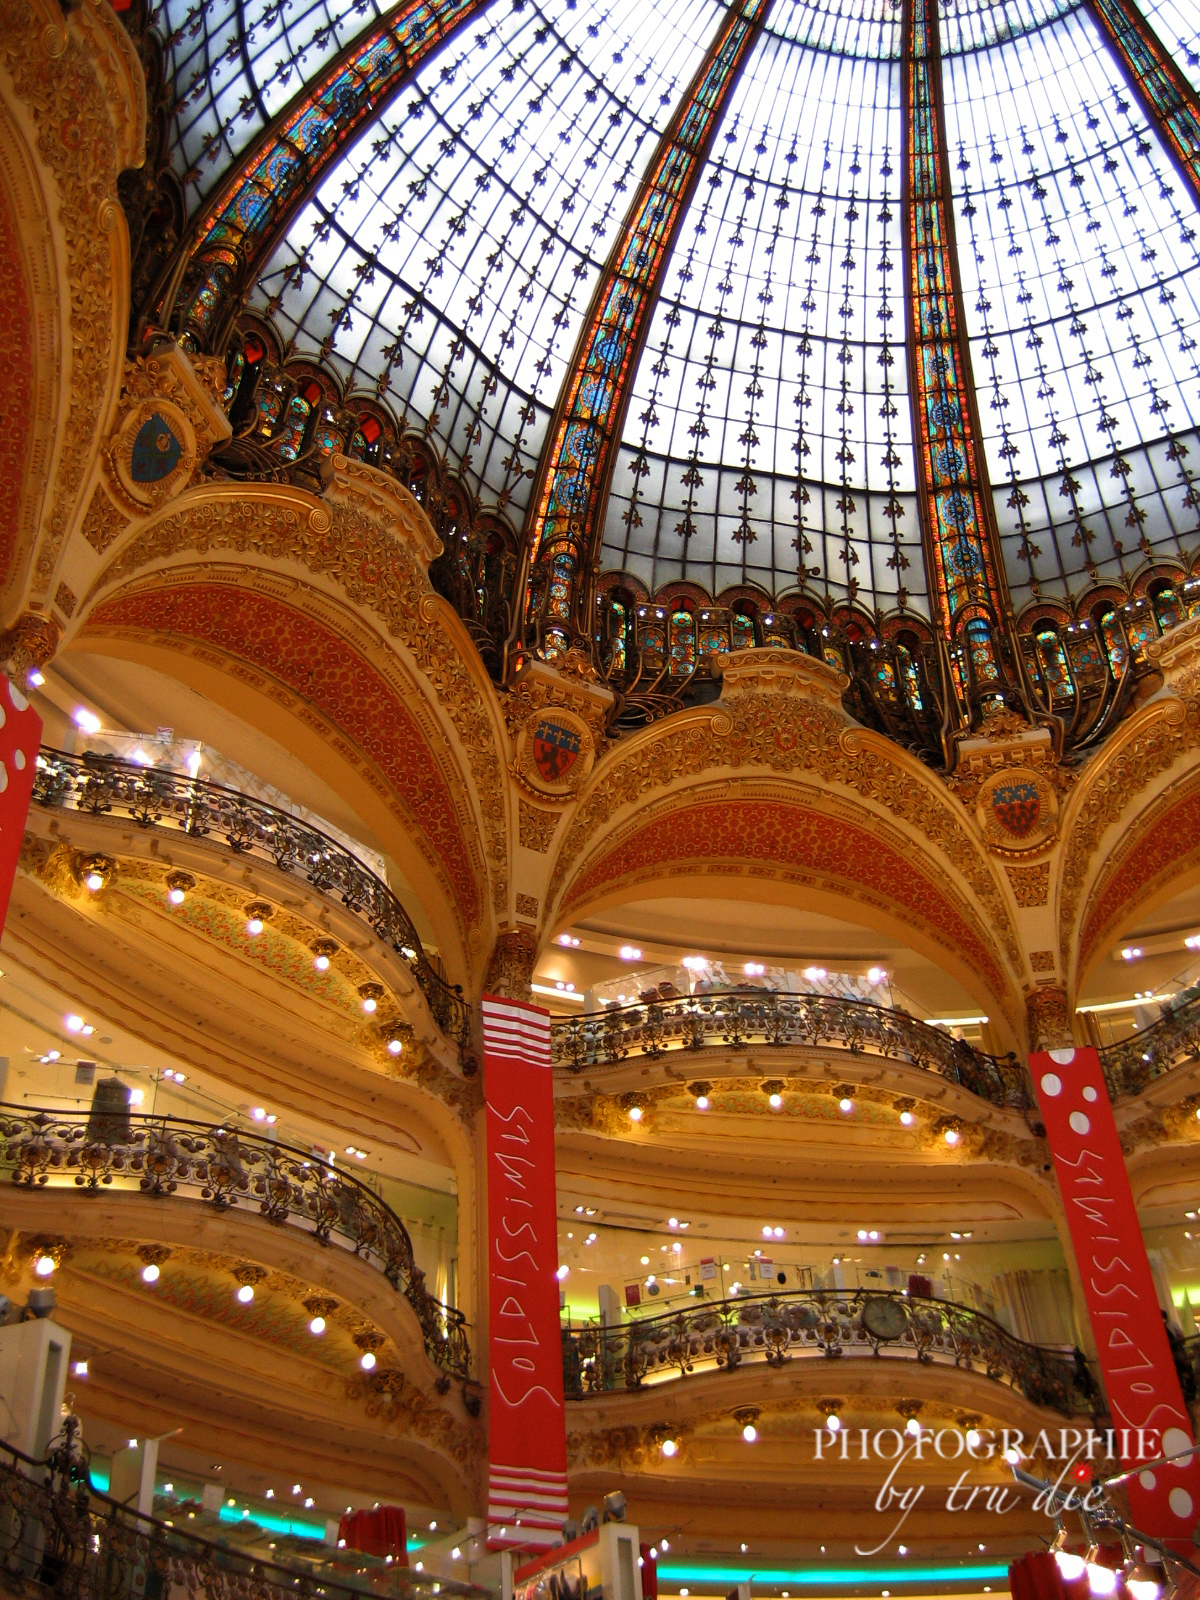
[0,1425,485,1600]
[550,990,1031,1110]
[31,748,472,1059]
[0,1107,470,1380]
[1096,987,1200,1099]
[561,1288,1092,1416]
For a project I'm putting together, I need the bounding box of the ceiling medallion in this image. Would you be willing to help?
[109,397,196,510]
[975,766,1059,853]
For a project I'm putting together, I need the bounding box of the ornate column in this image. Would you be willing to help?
[519,0,773,665]
[902,0,1021,716]
[1088,0,1200,209]
[147,0,491,353]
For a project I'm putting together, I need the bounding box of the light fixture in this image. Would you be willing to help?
[557,934,581,948]
[804,966,827,982]
[387,1034,405,1055]
[619,945,642,960]
[905,1418,920,1436]
[944,1128,961,1146]
[265,1490,274,1499]
[246,918,264,935]
[166,871,194,906]
[661,1540,669,1552]
[34,1255,56,1278]
[628,1105,643,1122]
[73,707,101,734]
[85,871,104,891]
[1086,1566,1117,1596]
[1121,947,1142,961]
[251,1108,267,1122]
[899,1111,914,1125]
[743,1423,757,1442]
[826,1414,841,1431]
[309,1316,326,1335]
[867,966,886,983]
[237,1284,255,1304]
[65,1014,84,1033]
[358,983,384,1014]
[311,939,338,972]
[557,1265,569,1280]
[73,1360,88,1377]
[661,1439,677,1457]
[640,1255,650,1265]
[744,962,765,976]
[682,955,707,971]
[696,1094,709,1110]
[142,1263,160,1284]
[28,670,45,688]
[839,1097,853,1113]
[292,1485,302,1496]
[769,1093,783,1109]
[305,1497,314,1509]
[360,1351,376,1370]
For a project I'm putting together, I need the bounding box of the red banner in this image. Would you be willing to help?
[1032,1045,1200,1543]
[483,995,567,1550]
[0,679,41,934]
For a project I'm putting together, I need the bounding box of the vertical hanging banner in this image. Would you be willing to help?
[0,679,41,935]
[483,995,568,1550]
[1032,1045,1200,1544]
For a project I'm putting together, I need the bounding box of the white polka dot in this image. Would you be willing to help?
[1139,1471,1157,1491]
[0,761,10,793]
[1049,1048,1077,1065]
[1163,1428,1194,1467]
[1169,1487,1193,1521]
[1040,1073,1063,1097]
[13,748,25,771]
[1069,1112,1090,1135]
[1083,1085,1097,1102]
[7,683,27,713]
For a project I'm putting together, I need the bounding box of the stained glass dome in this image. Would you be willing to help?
[153,0,1200,622]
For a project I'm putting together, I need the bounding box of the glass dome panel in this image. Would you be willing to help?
[1136,0,1200,95]
[153,0,398,205]
[247,0,724,522]
[602,28,926,611]
[945,4,1200,610]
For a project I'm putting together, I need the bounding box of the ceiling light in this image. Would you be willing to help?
[867,966,886,983]
[362,997,377,1013]
[387,1036,404,1055]
[237,1284,254,1304]
[669,1217,679,1228]
[826,1414,841,1431]
[1121,947,1142,961]
[314,954,330,972]
[858,1229,869,1241]
[805,966,827,981]
[744,962,765,976]
[661,1439,677,1457]
[558,934,581,947]
[619,945,642,960]
[309,1317,326,1335]
[628,1105,643,1122]
[763,1226,774,1238]
[1187,936,1200,950]
[360,1351,376,1370]
[73,707,101,734]
[305,1498,314,1509]
[142,1263,160,1283]
[292,1485,302,1496]
[695,1094,709,1110]
[168,886,187,907]
[73,1360,88,1377]
[944,1128,961,1146]
[899,1111,914,1125]
[905,1418,920,1436]
[28,670,44,688]
[839,1097,853,1113]
[556,1265,569,1279]
[64,1014,84,1033]
[251,1108,266,1121]
[682,956,707,971]
[246,918,264,936]
[769,1092,783,1109]
[742,1423,758,1442]
[34,1255,55,1277]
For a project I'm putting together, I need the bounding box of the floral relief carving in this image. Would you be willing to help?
[1,0,121,598]
[89,478,510,918]
[1005,863,1050,908]
[81,484,129,555]
[518,799,560,853]
[550,696,1022,996]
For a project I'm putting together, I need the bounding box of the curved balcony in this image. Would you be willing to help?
[31,749,472,1059]
[551,990,1032,1111]
[0,1106,469,1380]
[562,1288,1092,1417]
[1098,987,1200,1098]
[0,1428,483,1600]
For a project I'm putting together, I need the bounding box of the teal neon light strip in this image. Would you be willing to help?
[86,1471,327,1541]
[656,1564,1008,1587]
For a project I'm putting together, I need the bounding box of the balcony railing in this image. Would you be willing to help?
[31,748,473,1060]
[550,990,1032,1111]
[0,1107,470,1380]
[1097,987,1200,1098]
[562,1288,1093,1416]
[0,1425,485,1600]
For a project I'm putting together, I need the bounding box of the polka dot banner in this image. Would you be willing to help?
[0,677,41,934]
[1032,1045,1200,1548]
